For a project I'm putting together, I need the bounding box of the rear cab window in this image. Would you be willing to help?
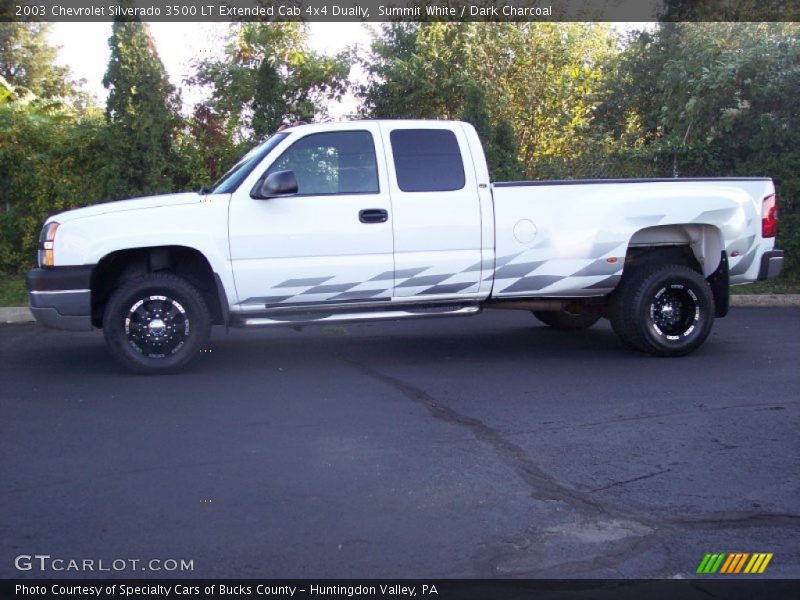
[389,129,466,192]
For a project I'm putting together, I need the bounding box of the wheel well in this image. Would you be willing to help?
[90,246,225,327]
[628,224,723,277]
[623,244,702,274]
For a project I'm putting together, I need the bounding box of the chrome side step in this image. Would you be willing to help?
[231,304,481,328]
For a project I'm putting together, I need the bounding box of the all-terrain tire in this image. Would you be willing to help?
[102,272,211,374]
[608,264,715,356]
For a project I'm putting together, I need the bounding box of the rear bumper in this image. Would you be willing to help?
[757,250,784,281]
[26,266,93,330]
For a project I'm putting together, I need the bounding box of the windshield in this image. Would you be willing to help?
[210,133,289,194]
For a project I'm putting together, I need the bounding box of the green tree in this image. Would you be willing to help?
[191,23,350,141]
[362,22,616,179]
[101,19,180,199]
[492,120,524,182]
[361,23,471,119]
[460,82,523,181]
[171,104,241,191]
[0,22,75,100]
[659,0,800,21]
[598,24,799,178]
[0,101,104,273]
[0,20,102,275]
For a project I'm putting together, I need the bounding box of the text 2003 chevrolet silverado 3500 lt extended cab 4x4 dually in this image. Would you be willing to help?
[27,120,784,373]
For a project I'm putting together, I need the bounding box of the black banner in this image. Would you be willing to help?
[3,0,800,23]
[3,579,800,600]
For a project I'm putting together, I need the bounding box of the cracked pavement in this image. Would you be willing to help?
[1,308,798,578]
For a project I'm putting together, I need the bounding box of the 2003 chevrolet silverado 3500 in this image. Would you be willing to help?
[27,120,784,372]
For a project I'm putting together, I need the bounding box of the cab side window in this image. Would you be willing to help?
[266,131,379,196]
[390,129,466,192]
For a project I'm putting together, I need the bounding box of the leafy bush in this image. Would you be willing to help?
[0,102,105,274]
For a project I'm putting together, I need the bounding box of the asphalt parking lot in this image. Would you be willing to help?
[1,308,798,579]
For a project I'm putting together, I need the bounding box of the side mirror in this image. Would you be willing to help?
[251,170,298,199]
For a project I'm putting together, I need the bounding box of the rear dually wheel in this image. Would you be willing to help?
[609,264,715,356]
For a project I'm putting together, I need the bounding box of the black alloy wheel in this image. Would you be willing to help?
[609,264,715,356]
[103,272,210,373]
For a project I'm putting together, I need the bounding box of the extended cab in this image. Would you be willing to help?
[27,120,784,372]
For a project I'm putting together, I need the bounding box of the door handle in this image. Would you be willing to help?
[359,209,389,224]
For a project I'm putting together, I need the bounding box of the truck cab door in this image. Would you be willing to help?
[228,125,395,310]
[379,123,485,300]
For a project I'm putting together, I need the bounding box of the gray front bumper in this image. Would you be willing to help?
[27,267,93,330]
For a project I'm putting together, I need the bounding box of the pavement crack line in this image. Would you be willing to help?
[347,359,610,519]
[664,511,800,530]
[590,469,673,493]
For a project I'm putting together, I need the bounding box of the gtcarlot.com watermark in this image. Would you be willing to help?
[14,554,194,573]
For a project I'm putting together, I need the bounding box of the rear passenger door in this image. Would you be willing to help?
[379,123,483,299]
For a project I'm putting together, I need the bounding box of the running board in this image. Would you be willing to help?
[230,304,481,328]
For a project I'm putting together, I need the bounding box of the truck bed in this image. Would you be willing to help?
[489,177,774,298]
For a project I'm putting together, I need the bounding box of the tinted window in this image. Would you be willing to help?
[266,131,379,196]
[390,129,465,192]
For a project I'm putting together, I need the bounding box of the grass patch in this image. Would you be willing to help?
[730,277,800,295]
[0,274,27,306]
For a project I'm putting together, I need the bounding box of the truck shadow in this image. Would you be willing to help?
[7,316,727,379]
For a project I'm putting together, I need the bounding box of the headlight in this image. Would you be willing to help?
[37,221,59,268]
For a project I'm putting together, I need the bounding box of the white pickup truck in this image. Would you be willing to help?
[27,120,784,372]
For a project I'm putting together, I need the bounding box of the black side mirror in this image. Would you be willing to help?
[251,170,298,199]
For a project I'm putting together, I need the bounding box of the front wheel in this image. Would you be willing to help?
[609,264,715,357]
[102,272,211,374]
